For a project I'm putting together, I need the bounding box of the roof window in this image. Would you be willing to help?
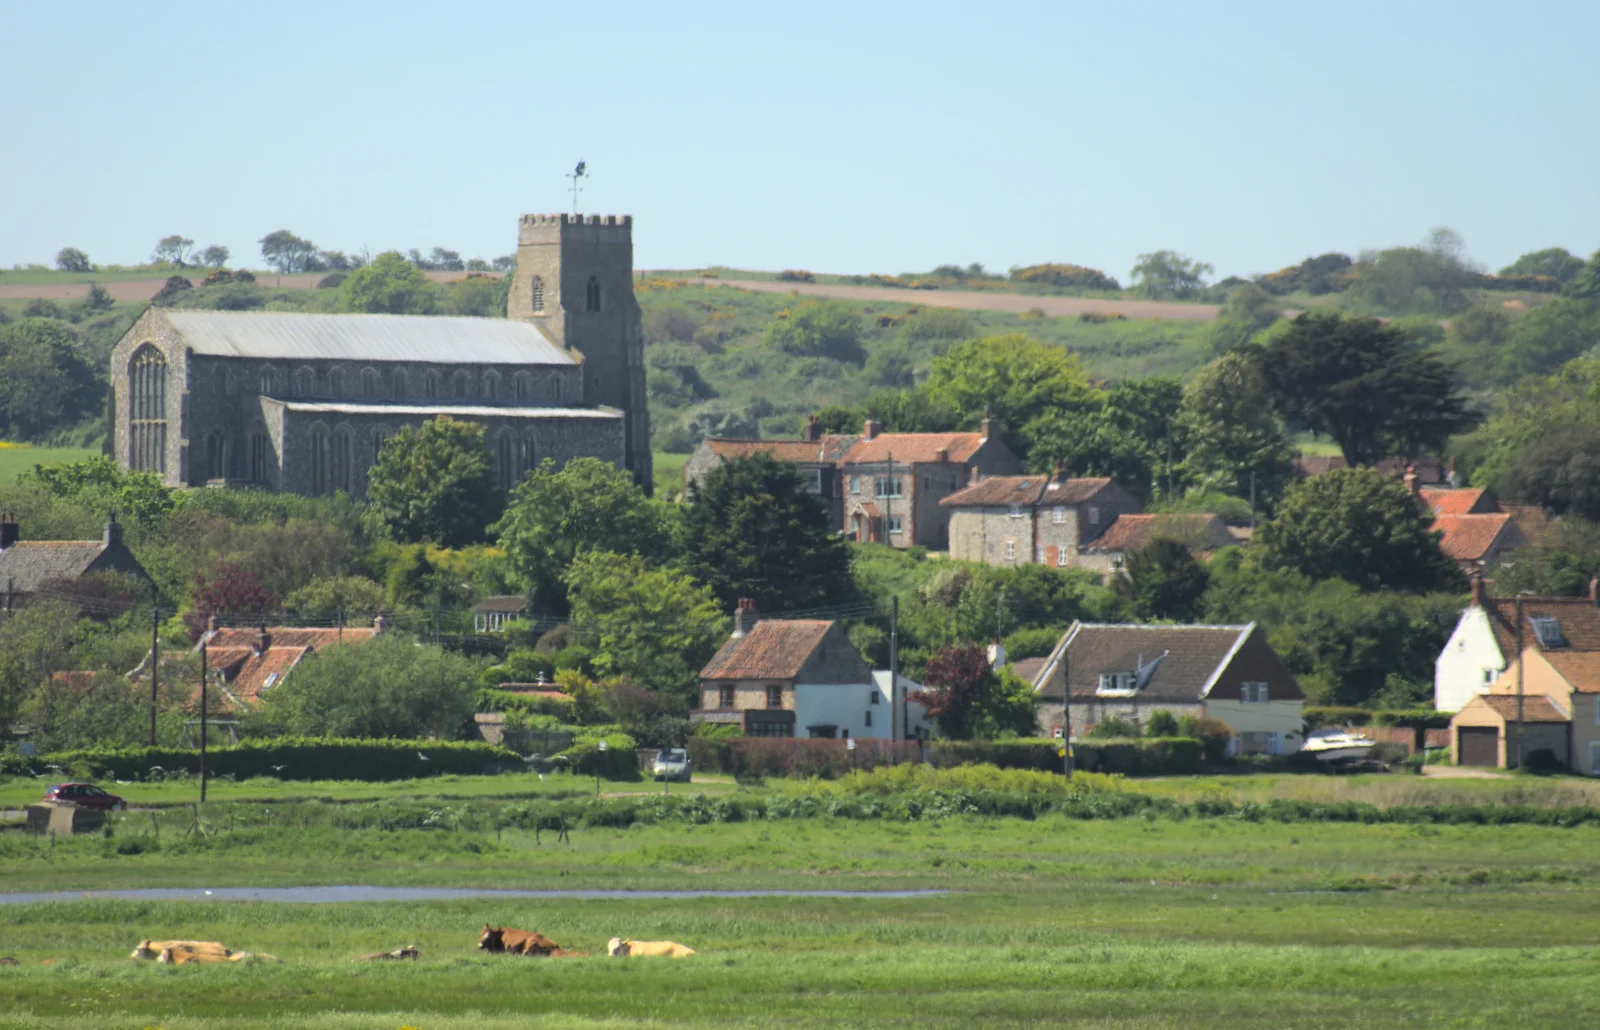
[1529,616,1567,648]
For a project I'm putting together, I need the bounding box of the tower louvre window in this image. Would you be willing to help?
[585,276,602,312]
[530,276,545,314]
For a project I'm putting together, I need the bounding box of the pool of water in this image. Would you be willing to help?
[0,886,949,905]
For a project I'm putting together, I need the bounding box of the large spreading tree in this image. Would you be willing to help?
[1176,351,1297,506]
[1253,311,1477,467]
[680,453,853,612]
[1255,467,1464,593]
[367,417,501,548]
[338,251,437,314]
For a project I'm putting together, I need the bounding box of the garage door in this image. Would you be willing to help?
[1458,726,1500,767]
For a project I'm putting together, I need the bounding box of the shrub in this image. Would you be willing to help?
[1304,706,1372,728]
[1088,716,1140,739]
[1001,626,1059,661]
[36,738,518,782]
[1144,709,1179,738]
[151,275,194,306]
[1072,737,1202,775]
[317,272,348,289]
[1010,263,1122,291]
[777,269,816,283]
[475,688,575,719]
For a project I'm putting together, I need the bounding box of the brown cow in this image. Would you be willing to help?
[478,924,561,956]
[360,945,421,961]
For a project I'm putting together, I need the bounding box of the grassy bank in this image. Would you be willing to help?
[0,443,102,484]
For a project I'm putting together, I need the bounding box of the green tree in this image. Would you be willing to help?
[1144,709,1180,737]
[1255,467,1465,593]
[763,300,864,364]
[923,334,1101,459]
[259,634,478,739]
[494,457,672,608]
[1346,238,1476,315]
[680,453,853,612]
[80,282,115,314]
[0,319,102,440]
[564,551,725,703]
[367,417,501,548]
[1254,311,1476,467]
[1562,248,1600,301]
[0,600,74,736]
[199,245,230,269]
[1023,411,1154,499]
[1176,351,1297,505]
[1501,247,1585,284]
[284,574,386,620]
[258,230,318,274]
[1129,250,1213,299]
[1497,298,1600,383]
[337,251,437,314]
[1502,425,1600,520]
[1114,538,1210,621]
[152,235,194,266]
[1466,357,1600,490]
[1208,282,1282,354]
[55,247,91,273]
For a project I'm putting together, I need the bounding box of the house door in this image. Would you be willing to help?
[1457,726,1499,767]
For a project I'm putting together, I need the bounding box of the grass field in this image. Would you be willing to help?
[4,808,1600,1027]
[0,443,102,484]
[652,451,688,498]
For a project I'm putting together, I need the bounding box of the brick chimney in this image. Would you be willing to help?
[1470,574,1489,609]
[732,598,760,638]
[935,447,949,463]
[1050,461,1069,485]
[863,418,882,441]
[802,414,821,443]
[1403,465,1420,495]
[103,510,123,550]
[255,626,270,656]
[980,412,996,442]
[969,465,982,486]
[0,512,17,551]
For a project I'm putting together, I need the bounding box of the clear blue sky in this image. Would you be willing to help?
[3,0,1595,280]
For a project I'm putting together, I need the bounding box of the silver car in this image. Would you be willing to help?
[652,747,692,782]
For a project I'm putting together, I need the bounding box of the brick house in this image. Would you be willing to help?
[682,416,857,531]
[1075,513,1237,577]
[1026,621,1305,755]
[840,416,1021,549]
[1436,577,1600,712]
[194,624,380,709]
[0,513,151,618]
[940,472,1140,569]
[691,600,926,739]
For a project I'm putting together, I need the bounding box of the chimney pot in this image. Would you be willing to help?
[863,418,882,441]
[1403,465,1420,495]
[732,598,760,637]
[802,414,820,443]
[969,465,981,486]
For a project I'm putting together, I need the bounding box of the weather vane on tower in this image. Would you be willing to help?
[567,160,587,214]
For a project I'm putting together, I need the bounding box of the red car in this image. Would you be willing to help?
[43,783,126,810]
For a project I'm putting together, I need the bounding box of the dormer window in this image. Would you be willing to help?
[1097,672,1136,694]
[1529,616,1567,648]
[1009,503,1023,518]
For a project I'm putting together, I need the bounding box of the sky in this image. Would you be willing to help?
[3,1,1597,281]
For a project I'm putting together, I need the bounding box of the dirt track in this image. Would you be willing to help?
[1,271,1223,321]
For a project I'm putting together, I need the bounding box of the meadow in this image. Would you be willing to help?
[4,806,1600,1028]
[0,443,103,484]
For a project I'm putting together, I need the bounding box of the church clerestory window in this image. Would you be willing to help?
[129,344,168,474]
[249,427,271,483]
[332,426,353,494]
[310,424,330,495]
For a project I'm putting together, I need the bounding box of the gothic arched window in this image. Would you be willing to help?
[520,433,537,480]
[424,373,438,399]
[530,276,545,314]
[129,344,168,473]
[552,376,562,403]
[332,425,353,494]
[310,424,330,495]
[513,372,531,401]
[249,425,271,483]
[362,368,380,397]
[483,372,500,401]
[496,430,515,491]
[453,371,470,399]
[585,276,602,312]
[372,427,390,466]
[204,431,227,481]
[259,367,275,394]
[296,367,315,396]
[327,367,344,396]
[393,370,407,399]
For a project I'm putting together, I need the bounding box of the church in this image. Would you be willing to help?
[109,213,651,497]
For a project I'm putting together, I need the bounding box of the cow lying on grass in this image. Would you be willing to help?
[360,945,420,961]
[478,925,585,956]
[607,938,696,958]
[130,940,275,964]
[131,940,230,961]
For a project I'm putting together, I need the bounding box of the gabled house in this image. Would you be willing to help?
[1075,513,1236,576]
[1026,622,1305,755]
[683,416,857,530]
[1448,646,1600,772]
[195,624,380,709]
[692,599,927,739]
[940,471,1140,568]
[840,416,1021,549]
[1433,579,1600,712]
[0,513,151,618]
[1408,474,1526,576]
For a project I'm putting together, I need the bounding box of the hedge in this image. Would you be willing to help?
[554,733,640,780]
[12,738,521,782]
[1305,707,1451,730]
[1071,737,1202,776]
[928,739,1062,772]
[475,688,575,719]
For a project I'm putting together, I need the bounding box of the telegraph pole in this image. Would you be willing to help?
[1515,594,1526,770]
[1061,645,1073,776]
[149,587,159,746]
[889,596,901,758]
[199,629,209,803]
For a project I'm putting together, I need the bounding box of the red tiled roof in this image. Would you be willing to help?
[1481,595,1600,657]
[700,620,833,681]
[207,627,379,650]
[941,476,1113,508]
[1083,514,1234,553]
[705,436,856,464]
[227,647,309,705]
[1432,514,1516,561]
[1472,695,1569,723]
[1421,488,1497,515]
[843,432,986,465]
[1541,651,1600,693]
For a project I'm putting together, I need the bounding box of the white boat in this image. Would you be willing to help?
[1301,731,1378,763]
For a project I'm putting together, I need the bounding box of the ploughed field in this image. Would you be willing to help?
[3,797,1600,1028]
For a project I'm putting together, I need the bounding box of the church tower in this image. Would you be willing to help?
[509,213,651,492]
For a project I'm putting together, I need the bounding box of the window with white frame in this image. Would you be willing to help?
[766,685,783,708]
[1484,669,1496,684]
[875,477,903,498]
[803,468,823,494]
[1004,539,1016,561]
[1052,506,1066,524]
[1057,548,1069,567]
[1034,545,1044,563]
[720,685,735,708]
[1009,503,1024,518]
[1088,506,1100,525]
[887,515,903,535]
[1241,681,1269,703]
[1098,672,1135,693]
[850,476,860,495]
